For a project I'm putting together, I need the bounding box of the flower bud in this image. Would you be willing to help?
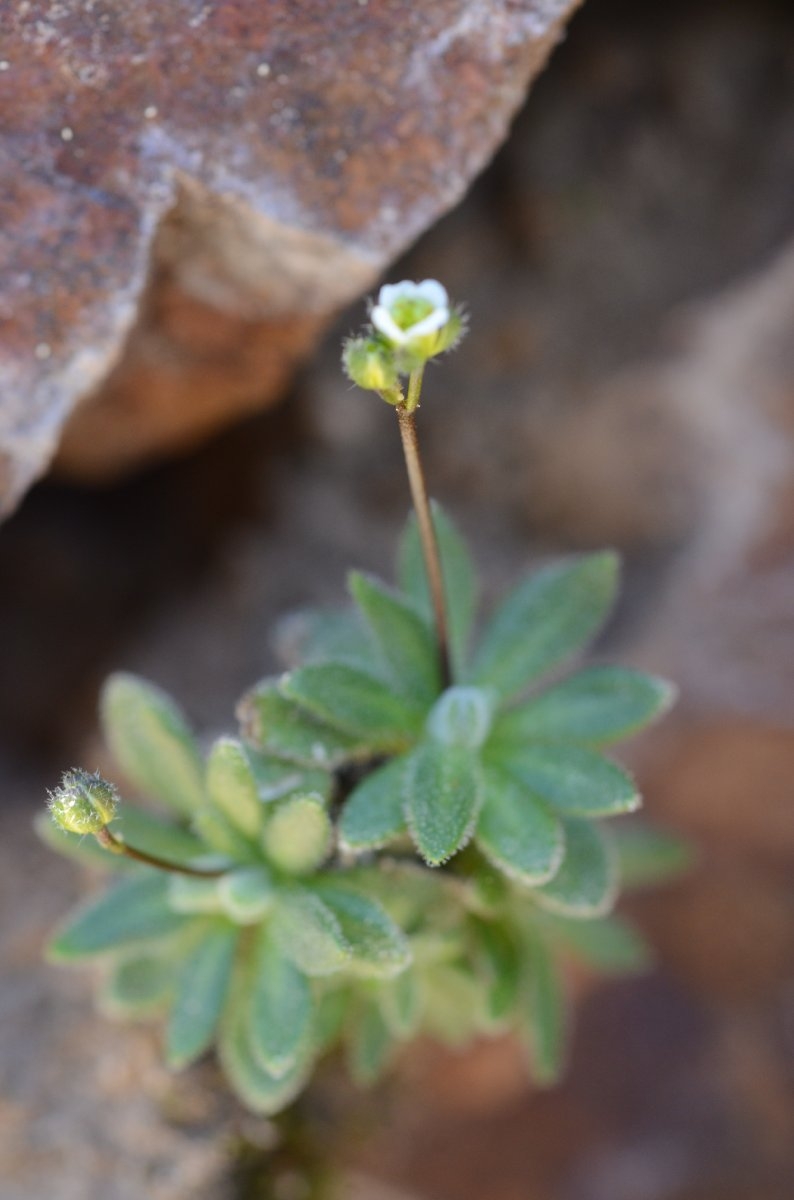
[342,336,401,400]
[369,279,466,369]
[47,768,119,834]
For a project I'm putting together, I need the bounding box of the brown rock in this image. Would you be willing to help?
[0,0,583,512]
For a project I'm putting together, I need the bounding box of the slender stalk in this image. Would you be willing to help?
[94,827,225,877]
[396,375,452,688]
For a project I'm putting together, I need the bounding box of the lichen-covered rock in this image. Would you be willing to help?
[0,0,582,512]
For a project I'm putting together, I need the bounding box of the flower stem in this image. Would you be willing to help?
[94,827,225,877]
[396,375,452,689]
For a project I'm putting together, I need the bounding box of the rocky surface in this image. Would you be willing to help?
[2,0,794,1197]
[0,0,582,513]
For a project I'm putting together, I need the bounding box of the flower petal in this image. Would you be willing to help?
[416,279,449,309]
[405,307,449,339]
[371,306,409,344]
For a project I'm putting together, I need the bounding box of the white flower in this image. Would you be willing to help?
[371,279,451,347]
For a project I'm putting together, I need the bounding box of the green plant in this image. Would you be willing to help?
[42,280,686,1115]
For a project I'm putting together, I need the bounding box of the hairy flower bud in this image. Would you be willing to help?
[342,336,401,401]
[48,768,119,834]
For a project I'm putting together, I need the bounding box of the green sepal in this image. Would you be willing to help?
[347,998,395,1086]
[206,738,262,839]
[100,949,177,1018]
[539,912,652,974]
[475,766,564,887]
[100,673,205,816]
[613,823,694,889]
[271,887,351,977]
[398,502,477,678]
[492,666,675,748]
[497,743,639,819]
[47,874,190,961]
[349,570,440,703]
[338,755,409,852]
[219,978,312,1115]
[404,741,483,867]
[470,552,619,703]
[165,920,238,1068]
[218,866,276,924]
[521,928,566,1086]
[533,819,617,918]
[248,924,314,1078]
[237,679,375,769]
[280,664,422,749]
[311,882,411,979]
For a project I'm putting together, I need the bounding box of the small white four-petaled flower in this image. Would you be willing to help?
[371,279,450,347]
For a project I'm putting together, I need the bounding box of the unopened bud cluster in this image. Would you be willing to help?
[48,768,119,834]
[343,279,465,407]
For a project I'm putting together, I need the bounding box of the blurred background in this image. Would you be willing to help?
[1,0,793,1197]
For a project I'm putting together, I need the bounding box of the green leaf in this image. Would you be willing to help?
[533,820,617,918]
[47,874,190,961]
[262,794,332,876]
[420,962,486,1045]
[521,929,566,1086]
[191,807,259,863]
[166,921,238,1068]
[280,664,422,748]
[475,767,564,887]
[613,823,695,889]
[273,606,377,673]
[540,912,652,974]
[271,888,351,977]
[338,755,409,852]
[377,968,421,1039]
[470,919,521,1026]
[347,999,395,1085]
[398,502,478,677]
[250,755,333,806]
[405,741,483,867]
[219,982,311,1115]
[349,571,441,703]
[311,882,411,979]
[470,552,619,702]
[206,738,262,839]
[492,666,676,748]
[101,950,176,1017]
[248,925,313,1077]
[237,679,375,769]
[217,867,276,924]
[498,743,639,819]
[312,985,351,1054]
[426,686,494,750]
[100,673,205,816]
[34,811,135,872]
[168,875,224,915]
[110,806,208,865]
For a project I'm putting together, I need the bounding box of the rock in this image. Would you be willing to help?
[0,0,582,513]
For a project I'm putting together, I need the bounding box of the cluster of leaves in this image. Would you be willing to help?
[41,507,684,1114]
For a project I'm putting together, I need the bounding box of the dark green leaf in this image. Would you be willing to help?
[470,919,521,1025]
[272,607,377,673]
[533,820,617,918]
[498,743,639,818]
[349,570,441,703]
[493,666,675,748]
[101,950,176,1017]
[521,928,566,1085]
[613,823,695,889]
[405,742,483,867]
[475,767,564,886]
[237,678,384,768]
[248,925,313,1077]
[338,755,409,852]
[166,921,238,1068]
[280,664,422,748]
[398,502,478,678]
[206,738,262,839]
[470,553,619,702]
[47,874,190,961]
[100,673,205,816]
[271,888,351,977]
[312,882,411,979]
